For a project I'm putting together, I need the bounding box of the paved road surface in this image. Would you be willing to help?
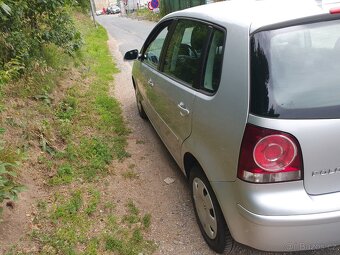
[96,14,155,56]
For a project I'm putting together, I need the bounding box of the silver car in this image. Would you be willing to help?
[124,0,340,253]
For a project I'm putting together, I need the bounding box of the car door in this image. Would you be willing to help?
[149,20,211,164]
[133,21,174,129]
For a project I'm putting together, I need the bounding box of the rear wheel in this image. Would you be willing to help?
[190,166,234,254]
[135,87,148,120]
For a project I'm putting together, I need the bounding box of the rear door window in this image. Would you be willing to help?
[163,20,210,87]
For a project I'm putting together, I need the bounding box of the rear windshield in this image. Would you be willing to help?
[251,19,340,119]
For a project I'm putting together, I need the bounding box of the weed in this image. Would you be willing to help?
[0,144,24,214]
[56,95,78,120]
[142,213,151,229]
[122,170,139,180]
[49,164,74,185]
[127,200,139,216]
[85,189,100,216]
[5,117,20,127]
[58,119,74,142]
[53,190,83,220]
[62,138,113,181]
[132,228,143,244]
[83,238,100,255]
[107,214,118,228]
[123,200,140,225]
[113,136,131,160]
[104,202,116,213]
[37,200,47,211]
[105,236,124,253]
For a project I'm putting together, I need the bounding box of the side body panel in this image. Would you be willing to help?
[147,72,196,164]
[182,21,249,182]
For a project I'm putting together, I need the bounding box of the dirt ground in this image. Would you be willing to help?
[106,36,216,255]
[0,36,215,254]
[103,36,340,255]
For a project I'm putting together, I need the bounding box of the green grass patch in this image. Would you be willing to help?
[49,164,75,185]
[85,189,100,216]
[135,8,161,22]
[104,200,156,255]
[56,95,78,121]
[142,213,152,229]
[2,11,155,255]
[53,190,83,220]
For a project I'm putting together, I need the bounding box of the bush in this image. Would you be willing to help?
[0,0,86,84]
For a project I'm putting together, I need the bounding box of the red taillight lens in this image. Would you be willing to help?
[253,135,297,172]
[330,7,340,14]
[238,124,303,183]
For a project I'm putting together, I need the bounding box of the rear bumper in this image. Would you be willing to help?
[238,203,340,226]
[212,180,340,252]
[237,204,340,251]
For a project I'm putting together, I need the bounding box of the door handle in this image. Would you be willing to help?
[177,102,190,117]
[148,79,154,87]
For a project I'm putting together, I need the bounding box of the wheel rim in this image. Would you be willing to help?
[192,177,218,239]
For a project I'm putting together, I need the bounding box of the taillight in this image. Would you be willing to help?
[238,124,303,183]
[330,7,340,14]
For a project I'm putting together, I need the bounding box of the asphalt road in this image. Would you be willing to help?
[96,14,156,56]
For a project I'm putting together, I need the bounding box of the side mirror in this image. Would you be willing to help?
[124,49,139,60]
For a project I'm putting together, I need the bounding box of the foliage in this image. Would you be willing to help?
[1,11,150,254]
[0,0,86,84]
[74,0,90,11]
[135,8,161,22]
[0,162,23,208]
[0,132,24,215]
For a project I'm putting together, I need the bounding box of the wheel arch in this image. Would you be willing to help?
[184,152,206,180]
[186,152,235,253]
[183,152,196,179]
[132,76,136,90]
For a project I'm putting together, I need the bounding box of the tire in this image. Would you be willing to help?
[189,166,234,254]
[135,87,148,120]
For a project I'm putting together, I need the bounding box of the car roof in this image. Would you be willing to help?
[164,0,340,33]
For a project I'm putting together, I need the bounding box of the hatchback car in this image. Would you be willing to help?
[107,5,121,14]
[124,0,340,253]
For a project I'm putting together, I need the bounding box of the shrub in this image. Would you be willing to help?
[0,0,86,83]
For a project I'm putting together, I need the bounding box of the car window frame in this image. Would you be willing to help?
[157,17,227,96]
[139,19,176,70]
[159,18,213,89]
[197,25,226,96]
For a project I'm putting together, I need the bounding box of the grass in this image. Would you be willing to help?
[122,164,139,179]
[1,11,155,255]
[134,8,161,22]
[104,200,156,255]
[122,169,139,180]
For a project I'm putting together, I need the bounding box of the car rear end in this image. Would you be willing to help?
[230,5,340,252]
